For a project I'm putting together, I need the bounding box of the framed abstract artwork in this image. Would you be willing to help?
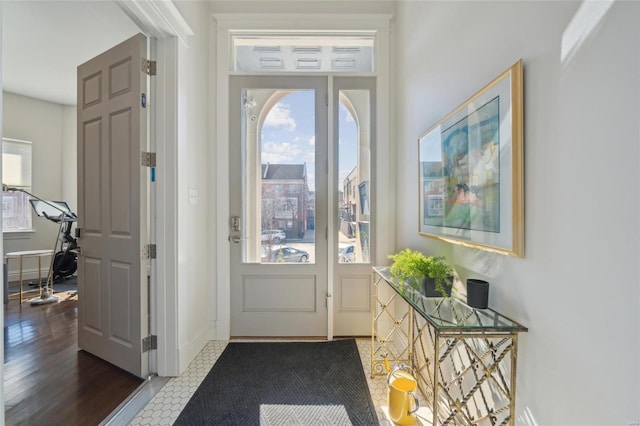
[418,60,524,257]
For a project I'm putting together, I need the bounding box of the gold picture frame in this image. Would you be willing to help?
[418,60,524,257]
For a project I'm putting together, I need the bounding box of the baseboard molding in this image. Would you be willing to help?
[7,267,50,283]
[178,324,215,374]
[214,319,230,341]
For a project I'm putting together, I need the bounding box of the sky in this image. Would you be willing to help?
[260,90,357,192]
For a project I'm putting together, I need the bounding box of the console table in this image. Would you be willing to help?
[5,250,54,304]
[371,267,527,426]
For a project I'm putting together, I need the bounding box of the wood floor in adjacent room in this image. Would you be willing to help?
[3,286,143,426]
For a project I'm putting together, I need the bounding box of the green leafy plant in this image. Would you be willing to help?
[388,249,454,297]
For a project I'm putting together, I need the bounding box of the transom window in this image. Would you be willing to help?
[232,34,375,73]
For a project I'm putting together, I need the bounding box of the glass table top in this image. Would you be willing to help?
[373,267,527,332]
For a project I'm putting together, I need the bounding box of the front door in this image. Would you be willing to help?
[76,34,150,377]
[229,76,328,336]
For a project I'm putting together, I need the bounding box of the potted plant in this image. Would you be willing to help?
[388,249,454,297]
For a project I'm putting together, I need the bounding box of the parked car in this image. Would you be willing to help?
[261,229,286,244]
[264,246,309,263]
[338,244,355,262]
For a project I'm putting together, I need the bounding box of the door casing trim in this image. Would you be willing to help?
[117,0,193,377]
[214,13,393,341]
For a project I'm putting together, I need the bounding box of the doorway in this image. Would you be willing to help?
[229,76,375,337]
[214,19,392,341]
[1,1,190,422]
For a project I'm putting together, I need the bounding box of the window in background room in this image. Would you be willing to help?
[2,138,33,232]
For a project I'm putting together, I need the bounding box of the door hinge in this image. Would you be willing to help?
[142,335,157,353]
[142,244,157,259]
[141,152,157,167]
[142,58,157,76]
[75,227,82,238]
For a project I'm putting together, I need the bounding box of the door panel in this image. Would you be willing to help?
[230,76,327,337]
[83,119,102,230]
[110,110,134,233]
[83,258,102,331]
[243,275,316,312]
[77,33,149,377]
[337,275,371,311]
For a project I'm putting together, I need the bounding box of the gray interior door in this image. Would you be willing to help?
[76,33,149,377]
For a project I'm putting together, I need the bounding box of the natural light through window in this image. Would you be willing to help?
[2,138,33,232]
[240,83,372,266]
[338,90,370,264]
[242,89,317,264]
[259,404,351,424]
[561,0,614,64]
[233,34,375,72]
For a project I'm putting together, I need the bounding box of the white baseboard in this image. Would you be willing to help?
[214,319,230,341]
[178,323,215,374]
[7,267,50,283]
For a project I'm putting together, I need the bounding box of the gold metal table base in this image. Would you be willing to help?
[371,269,412,377]
[412,315,520,425]
[371,267,527,426]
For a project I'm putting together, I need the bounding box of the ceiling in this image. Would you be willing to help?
[2,1,142,106]
[2,2,376,105]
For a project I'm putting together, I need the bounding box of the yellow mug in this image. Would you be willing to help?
[387,365,419,425]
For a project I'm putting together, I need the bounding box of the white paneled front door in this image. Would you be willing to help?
[229,75,376,337]
[229,76,328,336]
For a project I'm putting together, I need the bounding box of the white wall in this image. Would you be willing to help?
[61,105,77,213]
[2,92,67,280]
[173,1,214,373]
[394,1,639,424]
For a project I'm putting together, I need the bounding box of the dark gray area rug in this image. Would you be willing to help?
[174,339,379,426]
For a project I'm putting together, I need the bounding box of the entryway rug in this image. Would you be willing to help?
[174,339,379,425]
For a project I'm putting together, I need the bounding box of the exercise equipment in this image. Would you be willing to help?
[3,183,79,305]
[30,199,78,282]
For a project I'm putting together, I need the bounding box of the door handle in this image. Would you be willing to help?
[230,235,249,244]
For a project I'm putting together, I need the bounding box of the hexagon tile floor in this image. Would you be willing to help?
[130,339,397,425]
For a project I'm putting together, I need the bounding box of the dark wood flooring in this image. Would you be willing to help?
[4,286,143,425]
